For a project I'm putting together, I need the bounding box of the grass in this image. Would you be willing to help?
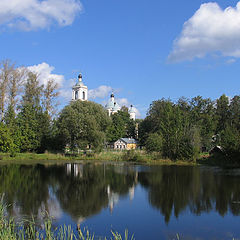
[0,203,134,240]
[0,150,198,166]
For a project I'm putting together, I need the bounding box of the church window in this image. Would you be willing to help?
[75,91,78,100]
[83,91,85,100]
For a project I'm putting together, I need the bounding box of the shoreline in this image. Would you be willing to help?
[0,151,238,168]
[0,151,197,165]
[0,151,239,168]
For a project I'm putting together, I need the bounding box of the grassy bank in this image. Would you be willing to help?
[2,150,237,167]
[0,151,197,166]
[0,203,134,240]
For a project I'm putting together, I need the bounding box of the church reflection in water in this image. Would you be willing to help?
[1,163,240,227]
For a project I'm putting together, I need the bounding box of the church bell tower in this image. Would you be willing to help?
[72,74,88,101]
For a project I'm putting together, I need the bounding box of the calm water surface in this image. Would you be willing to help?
[0,163,240,239]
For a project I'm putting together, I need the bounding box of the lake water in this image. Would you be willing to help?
[0,163,240,239]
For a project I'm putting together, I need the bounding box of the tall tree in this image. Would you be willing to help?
[229,95,240,130]
[42,79,59,118]
[216,94,230,133]
[189,96,216,150]
[0,60,14,121]
[5,67,26,127]
[17,72,44,152]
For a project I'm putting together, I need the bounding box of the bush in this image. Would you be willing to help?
[122,150,144,162]
[145,133,163,153]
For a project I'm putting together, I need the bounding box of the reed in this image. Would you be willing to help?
[0,203,134,240]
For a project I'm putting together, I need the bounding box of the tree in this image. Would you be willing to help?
[42,79,59,118]
[7,67,26,116]
[189,96,216,150]
[106,110,136,142]
[220,124,240,162]
[17,72,44,152]
[229,95,240,130]
[141,98,200,161]
[4,67,26,149]
[216,94,230,133]
[0,60,15,121]
[145,133,163,153]
[57,101,110,152]
[0,123,15,153]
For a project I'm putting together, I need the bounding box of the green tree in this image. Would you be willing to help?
[141,98,200,161]
[229,95,240,130]
[106,110,135,142]
[216,94,230,133]
[57,101,110,152]
[189,96,216,150]
[220,124,240,162]
[145,132,163,153]
[0,123,15,153]
[17,72,44,152]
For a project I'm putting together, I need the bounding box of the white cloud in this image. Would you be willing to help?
[117,98,141,118]
[0,0,82,31]
[168,2,240,62]
[117,98,129,107]
[27,62,64,87]
[226,58,236,64]
[88,85,112,99]
[59,78,75,100]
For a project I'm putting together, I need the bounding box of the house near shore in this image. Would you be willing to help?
[113,138,138,150]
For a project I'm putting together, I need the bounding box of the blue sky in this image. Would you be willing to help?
[1,0,240,117]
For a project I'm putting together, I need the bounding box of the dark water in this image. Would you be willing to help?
[1,163,240,239]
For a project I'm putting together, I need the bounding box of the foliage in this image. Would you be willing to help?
[140,99,199,161]
[145,133,163,153]
[0,202,134,240]
[122,150,144,162]
[0,123,15,153]
[216,94,230,133]
[57,101,110,152]
[16,72,55,153]
[106,110,136,143]
[1,59,240,164]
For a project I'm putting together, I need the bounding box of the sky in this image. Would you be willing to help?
[1,0,240,118]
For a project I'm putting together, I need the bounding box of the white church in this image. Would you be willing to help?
[72,74,136,120]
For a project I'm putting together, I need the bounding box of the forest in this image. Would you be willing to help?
[0,60,240,163]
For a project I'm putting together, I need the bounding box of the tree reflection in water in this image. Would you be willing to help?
[0,164,240,225]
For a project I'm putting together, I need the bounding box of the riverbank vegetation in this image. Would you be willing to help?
[0,60,240,165]
[0,203,134,240]
[0,151,191,166]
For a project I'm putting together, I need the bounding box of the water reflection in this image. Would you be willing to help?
[0,164,240,226]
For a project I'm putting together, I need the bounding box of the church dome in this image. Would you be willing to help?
[75,81,84,87]
[129,105,135,113]
[105,99,115,109]
[113,102,120,112]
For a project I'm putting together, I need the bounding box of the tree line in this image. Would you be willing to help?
[0,60,136,155]
[140,95,240,162]
[0,60,240,162]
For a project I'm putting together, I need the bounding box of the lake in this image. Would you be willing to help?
[0,163,240,239]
